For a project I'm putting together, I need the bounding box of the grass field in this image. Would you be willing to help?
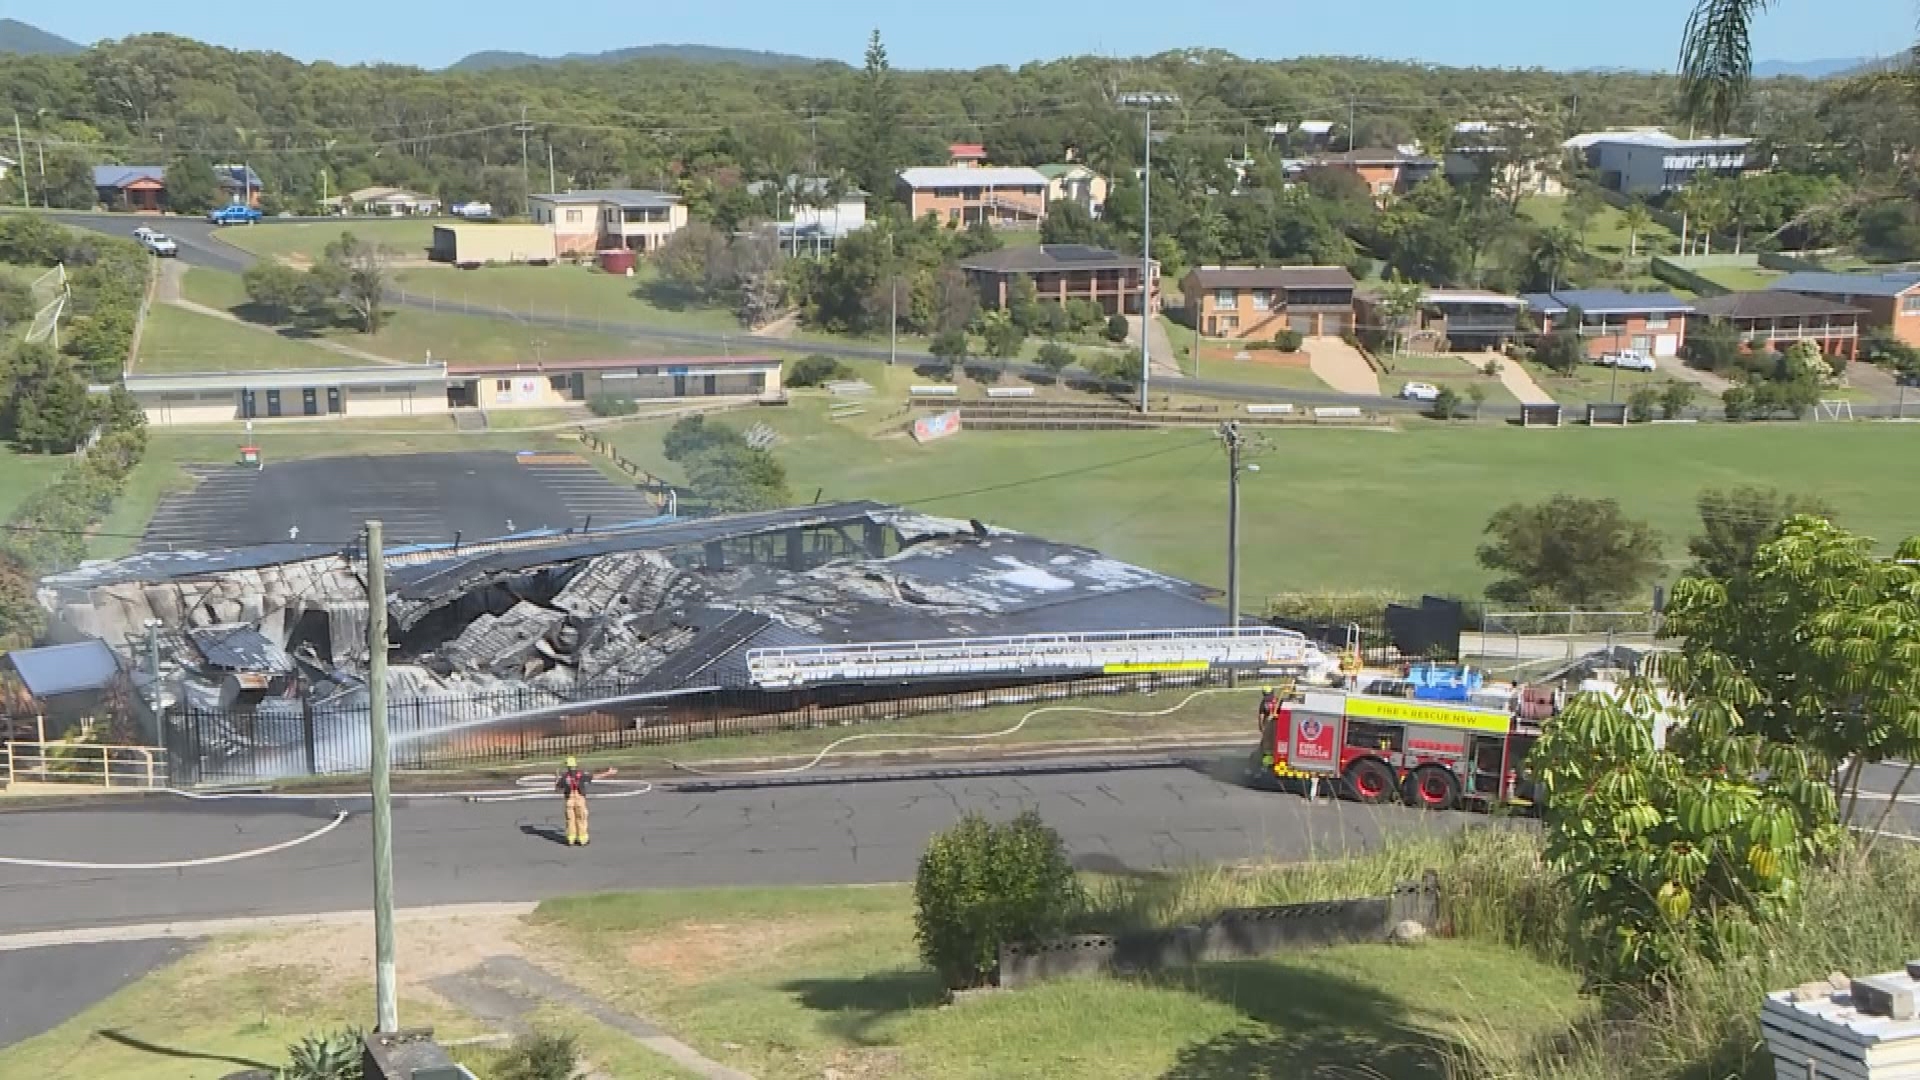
[1519,195,1679,261]
[1519,360,1667,409]
[136,303,368,372]
[392,262,748,336]
[1379,352,1520,407]
[215,218,437,261]
[1694,266,1783,292]
[0,447,73,521]
[604,400,1920,599]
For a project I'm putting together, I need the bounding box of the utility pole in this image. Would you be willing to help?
[13,114,28,209]
[889,276,898,367]
[547,142,556,195]
[1219,421,1248,630]
[1347,96,1356,153]
[516,106,534,201]
[365,521,398,1034]
[1118,92,1178,415]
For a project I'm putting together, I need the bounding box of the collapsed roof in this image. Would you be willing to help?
[39,502,1225,707]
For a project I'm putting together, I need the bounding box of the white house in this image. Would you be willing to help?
[325,186,442,216]
[1565,130,1752,194]
[530,189,689,256]
[747,176,869,257]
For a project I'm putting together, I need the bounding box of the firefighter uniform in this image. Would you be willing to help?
[558,757,592,845]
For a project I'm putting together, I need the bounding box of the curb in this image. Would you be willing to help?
[0,902,540,951]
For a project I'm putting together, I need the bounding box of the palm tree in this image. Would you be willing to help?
[1621,202,1653,260]
[1682,0,1916,133]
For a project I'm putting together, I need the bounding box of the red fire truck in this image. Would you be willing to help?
[1257,690,1544,811]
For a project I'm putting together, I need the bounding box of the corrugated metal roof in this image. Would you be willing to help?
[1522,290,1695,316]
[897,166,1049,189]
[1692,291,1867,318]
[1770,271,1920,299]
[6,640,121,697]
[190,625,296,674]
[123,364,446,393]
[531,189,679,207]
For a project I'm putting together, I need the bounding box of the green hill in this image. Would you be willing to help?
[0,19,81,55]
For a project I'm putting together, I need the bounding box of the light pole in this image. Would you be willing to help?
[1118,92,1178,414]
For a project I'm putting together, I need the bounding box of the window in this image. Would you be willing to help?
[1903,295,1920,315]
[1250,291,1271,312]
[1374,181,1392,195]
[1645,313,1670,329]
[496,379,512,392]
[1214,289,1236,310]
[1631,334,1653,352]
[564,208,582,223]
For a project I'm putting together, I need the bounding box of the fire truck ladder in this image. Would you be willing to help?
[746,627,1328,689]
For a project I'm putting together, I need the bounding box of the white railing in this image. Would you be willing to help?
[747,627,1332,689]
[1,741,170,789]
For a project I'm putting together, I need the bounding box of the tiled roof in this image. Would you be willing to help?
[1692,290,1867,319]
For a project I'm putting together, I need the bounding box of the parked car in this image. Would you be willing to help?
[1596,349,1655,372]
[207,203,263,225]
[132,225,156,241]
[450,201,493,219]
[1399,381,1440,402]
[142,233,178,257]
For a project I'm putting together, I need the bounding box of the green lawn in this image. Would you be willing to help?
[214,218,438,261]
[605,404,1920,599]
[1695,266,1783,292]
[0,447,73,521]
[530,883,1585,1080]
[392,262,748,335]
[1193,354,1335,392]
[1519,360,1668,409]
[136,303,368,373]
[1520,195,1679,260]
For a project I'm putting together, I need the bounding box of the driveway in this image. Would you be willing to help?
[1306,337,1381,396]
[1486,354,1555,405]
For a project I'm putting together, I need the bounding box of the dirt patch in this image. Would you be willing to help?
[623,918,852,985]
[201,914,532,1006]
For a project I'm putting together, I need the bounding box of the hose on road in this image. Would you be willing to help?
[0,811,351,870]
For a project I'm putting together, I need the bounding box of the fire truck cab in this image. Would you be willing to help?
[1259,689,1543,811]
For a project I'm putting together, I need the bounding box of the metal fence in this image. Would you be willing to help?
[159,669,1237,786]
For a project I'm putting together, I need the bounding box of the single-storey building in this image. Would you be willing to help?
[1522,289,1695,359]
[959,244,1157,317]
[1690,290,1866,360]
[429,223,557,266]
[1182,265,1356,339]
[92,164,264,211]
[445,356,784,409]
[3,639,123,740]
[530,189,688,256]
[124,365,451,426]
[1768,271,1920,348]
[327,186,441,216]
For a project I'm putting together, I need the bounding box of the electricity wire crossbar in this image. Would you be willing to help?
[746,627,1330,689]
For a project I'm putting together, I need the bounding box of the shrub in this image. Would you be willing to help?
[1659,379,1696,420]
[1273,327,1304,353]
[1429,385,1462,420]
[929,328,969,367]
[586,395,638,417]
[1721,384,1753,421]
[962,361,1003,385]
[786,353,849,388]
[284,1029,363,1080]
[914,811,1082,989]
[1626,384,1660,423]
[1103,312,1129,342]
[493,1032,581,1080]
[1034,342,1075,375]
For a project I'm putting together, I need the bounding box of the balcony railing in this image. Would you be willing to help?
[1738,323,1859,341]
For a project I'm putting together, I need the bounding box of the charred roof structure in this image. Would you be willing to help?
[37,503,1264,777]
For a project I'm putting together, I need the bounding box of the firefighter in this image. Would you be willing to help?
[556,756,617,846]
[1257,686,1281,750]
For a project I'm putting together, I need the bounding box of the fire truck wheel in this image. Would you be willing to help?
[1343,758,1397,804]
[1404,765,1460,812]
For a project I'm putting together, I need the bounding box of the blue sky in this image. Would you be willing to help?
[31,1,1913,71]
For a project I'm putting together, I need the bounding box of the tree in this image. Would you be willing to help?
[930,264,977,337]
[1040,199,1109,247]
[655,221,729,302]
[1687,486,1834,581]
[848,31,903,202]
[163,155,221,215]
[241,260,316,324]
[1659,379,1697,419]
[1084,350,1137,391]
[1627,383,1660,422]
[1620,201,1654,259]
[1374,274,1423,355]
[1683,317,1743,373]
[0,551,44,650]
[1523,226,1585,292]
[1005,274,1042,333]
[684,440,789,512]
[1465,381,1488,419]
[1534,325,1585,375]
[929,329,969,369]
[6,343,92,452]
[978,309,1025,358]
[1564,189,1604,243]
[1476,495,1663,609]
[316,232,389,334]
[1033,342,1074,378]
[1103,313,1129,343]
[1429,385,1462,420]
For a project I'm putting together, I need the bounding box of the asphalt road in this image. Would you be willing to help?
[0,939,191,1049]
[0,757,1480,937]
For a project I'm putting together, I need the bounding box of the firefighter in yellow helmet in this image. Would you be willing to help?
[556,756,617,846]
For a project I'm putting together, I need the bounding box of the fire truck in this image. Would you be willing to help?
[1257,688,1544,811]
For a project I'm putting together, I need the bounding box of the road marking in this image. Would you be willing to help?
[0,903,540,951]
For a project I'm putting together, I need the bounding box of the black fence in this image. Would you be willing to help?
[160,669,1239,786]
[1264,596,1464,665]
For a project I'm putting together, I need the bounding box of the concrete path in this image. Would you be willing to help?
[1486,354,1555,405]
[434,955,754,1080]
[1846,360,1908,407]
[1126,315,1185,380]
[1661,357,1733,396]
[152,259,408,368]
[1307,337,1380,396]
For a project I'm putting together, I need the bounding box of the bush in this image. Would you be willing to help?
[586,395,638,417]
[786,353,850,388]
[493,1032,580,1080]
[1273,327,1304,353]
[1534,330,1585,375]
[1429,385,1462,420]
[1103,312,1129,342]
[1034,342,1075,375]
[284,1029,363,1080]
[1659,379,1696,419]
[1626,384,1660,423]
[929,328,969,366]
[962,362,1003,385]
[914,811,1081,989]
[1721,384,1753,421]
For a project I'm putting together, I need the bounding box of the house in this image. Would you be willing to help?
[1292,121,1338,150]
[429,224,557,266]
[124,364,451,426]
[1443,123,1563,199]
[213,165,265,207]
[1522,289,1695,359]
[948,143,989,167]
[1301,148,1438,200]
[327,186,441,216]
[1181,265,1357,339]
[92,165,167,211]
[1569,130,1751,194]
[959,244,1156,317]
[530,189,688,256]
[897,166,1049,229]
[1036,163,1107,217]
[747,176,868,257]
[1689,290,1866,360]
[1356,288,1525,350]
[1768,271,1920,348]
[445,355,784,410]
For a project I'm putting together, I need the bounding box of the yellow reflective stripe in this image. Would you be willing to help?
[1103,661,1210,674]
[1343,695,1510,733]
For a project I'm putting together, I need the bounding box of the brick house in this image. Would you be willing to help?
[530,189,688,255]
[1181,266,1357,339]
[1768,271,1920,348]
[897,166,1049,228]
[92,164,263,211]
[1355,288,1526,350]
[1690,290,1866,360]
[959,244,1156,316]
[1522,289,1694,359]
[1302,148,1438,200]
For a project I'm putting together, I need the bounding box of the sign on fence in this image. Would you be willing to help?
[911,409,964,443]
[986,386,1036,398]
[1313,406,1363,420]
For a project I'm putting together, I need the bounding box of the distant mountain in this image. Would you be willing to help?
[1753,57,1877,79]
[0,19,82,55]
[449,44,825,72]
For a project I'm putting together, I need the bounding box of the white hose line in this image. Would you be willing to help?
[150,778,655,803]
[664,686,1255,777]
[0,811,350,870]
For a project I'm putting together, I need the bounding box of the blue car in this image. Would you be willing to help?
[207,204,263,225]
